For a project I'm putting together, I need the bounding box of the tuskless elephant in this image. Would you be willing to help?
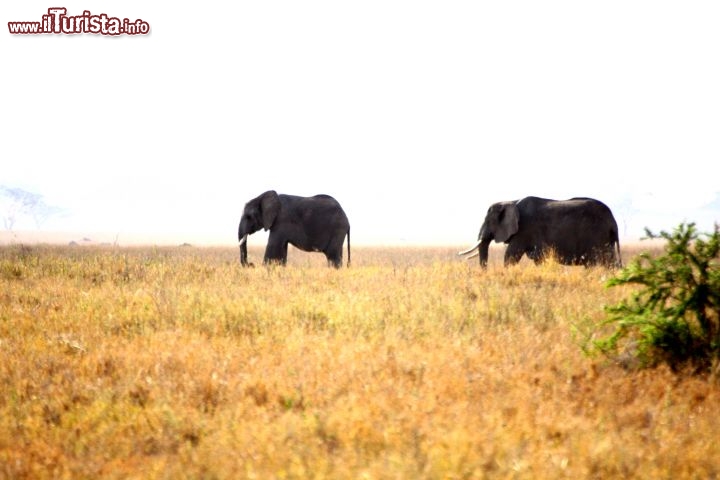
[459,196,621,268]
[238,190,350,268]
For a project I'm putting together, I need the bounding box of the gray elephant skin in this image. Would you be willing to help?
[459,196,621,268]
[238,190,350,268]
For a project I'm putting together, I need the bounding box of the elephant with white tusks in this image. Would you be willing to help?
[459,196,622,268]
[238,190,350,268]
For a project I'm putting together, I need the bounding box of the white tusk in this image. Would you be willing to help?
[458,238,482,256]
[238,234,248,246]
[465,251,479,260]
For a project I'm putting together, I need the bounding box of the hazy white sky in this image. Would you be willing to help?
[2,2,719,246]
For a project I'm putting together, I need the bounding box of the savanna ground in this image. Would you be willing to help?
[1,243,718,479]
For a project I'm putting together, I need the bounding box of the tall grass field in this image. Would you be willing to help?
[1,244,718,479]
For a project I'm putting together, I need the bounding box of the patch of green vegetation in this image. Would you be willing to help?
[594,223,720,374]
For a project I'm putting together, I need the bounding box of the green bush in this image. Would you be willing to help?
[594,223,720,373]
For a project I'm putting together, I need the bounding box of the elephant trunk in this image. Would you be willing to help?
[476,224,492,268]
[239,234,249,266]
[459,224,493,268]
[478,238,491,268]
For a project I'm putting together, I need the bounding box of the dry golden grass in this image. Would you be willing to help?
[1,243,719,479]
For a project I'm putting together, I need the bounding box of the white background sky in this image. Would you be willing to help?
[2,2,719,246]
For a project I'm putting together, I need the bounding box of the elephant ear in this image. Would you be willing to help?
[260,190,280,230]
[494,203,519,243]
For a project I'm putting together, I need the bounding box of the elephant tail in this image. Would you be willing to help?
[611,226,622,268]
[346,228,351,267]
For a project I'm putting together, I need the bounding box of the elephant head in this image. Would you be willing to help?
[238,190,281,266]
[459,200,519,267]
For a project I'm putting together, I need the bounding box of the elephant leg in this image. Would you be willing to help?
[527,246,547,265]
[324,236,345,268]
[503,242,525,266]
[594,250,614,268]
[325,249,342,269]
[264,235,288,265]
